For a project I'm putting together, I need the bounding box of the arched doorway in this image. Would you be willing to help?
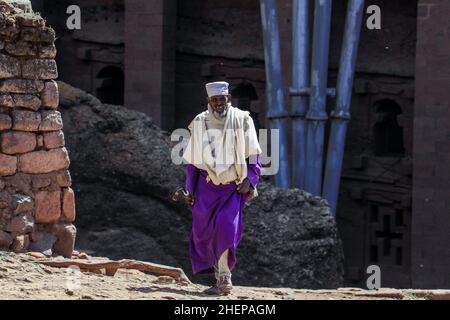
[231,82,260,131]
[373,99,405,157]
[96,66,124,105]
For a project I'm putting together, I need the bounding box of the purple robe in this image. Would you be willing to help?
[185,155,262,275]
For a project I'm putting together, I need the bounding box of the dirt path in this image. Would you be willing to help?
[0,251,448,300]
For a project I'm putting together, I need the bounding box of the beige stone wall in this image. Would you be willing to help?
[0,0,76,257]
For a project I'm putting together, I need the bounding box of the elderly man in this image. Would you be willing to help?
[182,81,262,295]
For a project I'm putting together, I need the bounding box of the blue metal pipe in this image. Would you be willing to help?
[260,0,290,188]
[304,0,332,196]
[323,0,365,215]
[290,87,336,98]
[292,0,310,190]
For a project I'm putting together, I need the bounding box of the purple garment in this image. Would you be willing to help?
[185,155,262,275]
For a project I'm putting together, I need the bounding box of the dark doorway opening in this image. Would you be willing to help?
[373,99,405,157]
[231,82,260,131]
[96,66,124,105]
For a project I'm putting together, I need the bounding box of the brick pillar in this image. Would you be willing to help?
[124,0,177,130]
[412,0,450,288]
[0,0,76,258]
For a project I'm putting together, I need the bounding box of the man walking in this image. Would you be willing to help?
[182,81,262,295]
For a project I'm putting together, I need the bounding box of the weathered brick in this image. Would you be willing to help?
[0,1,15,15]
[6,213,34,234]
[0,53,20,79]
[36,134,44,148]
[39,110,63,131]
[28,227,57,252]
[22,59,58,80]
[15,13,44,28]
[62,188,76,222]
[40,27,56,43]
[34,190,61,223]
[0,15,20,39]
[52,223,76,258]
[20,28,41,42]
[56,170,72,187]
[31,174,52,189]
[43,130,64,149]
[18,148,70,174]
[1,131,36,154]
[12,194,34,214]
[39,44,57,59]
[12,110,41,131]
[0,94,14,107]
[12,94,41,111]
[0,153,17,176]
[0,114,12,130]
[1,173,31,194]
[0,79,44,93]
[5,40,37,57]
[40,81,58,108]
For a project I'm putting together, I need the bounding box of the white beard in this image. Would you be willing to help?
[208,103,230,122]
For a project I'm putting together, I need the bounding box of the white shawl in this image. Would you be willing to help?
[182,105,262,185]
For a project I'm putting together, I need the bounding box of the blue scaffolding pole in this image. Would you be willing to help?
[260,0,291,188]
[291,0,310,190]
[323,0,365,215]
[304,0,333,196]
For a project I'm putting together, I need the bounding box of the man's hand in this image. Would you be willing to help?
[185,193,195,206]
[236,178,252,194]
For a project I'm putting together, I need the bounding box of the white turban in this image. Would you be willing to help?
[205,81,229,97]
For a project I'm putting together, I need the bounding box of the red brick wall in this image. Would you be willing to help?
[0,2,76,257]
[412,0,450,288]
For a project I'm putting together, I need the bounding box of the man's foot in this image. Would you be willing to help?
[218,275,233,295]
[202,284,221,296]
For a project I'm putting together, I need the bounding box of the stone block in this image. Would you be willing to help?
[1,131,36,154]
[39,44,57,59]
[62,188,75,222]
[11,110,41,131]
[15,12,44,28]
[0,53,20,78]
[52,223,76,258]
[39,110,63,131]
[34,190,61,223]
[5,40,37,56]
[0,94,14,107]
[40,80,58,108]
[0,114,12,130]
[12,94,41,110]
[0,79,44,93]
[22,59,58,80]
[43,130,64,149]
[18,148,70,174]
[6,212,34,233]
[56,170,72,187]
[0,153,17,176]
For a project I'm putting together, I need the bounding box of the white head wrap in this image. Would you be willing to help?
[205,81,229,97]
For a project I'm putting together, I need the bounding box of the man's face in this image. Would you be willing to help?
[208,94,231,115]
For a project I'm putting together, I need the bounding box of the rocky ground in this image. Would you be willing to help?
[1,250,450,300]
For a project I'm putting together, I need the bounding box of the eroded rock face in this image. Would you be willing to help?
[0,1,76,258]
[59,81,345,289]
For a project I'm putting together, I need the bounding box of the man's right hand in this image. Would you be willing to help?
[185,193,195,206]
